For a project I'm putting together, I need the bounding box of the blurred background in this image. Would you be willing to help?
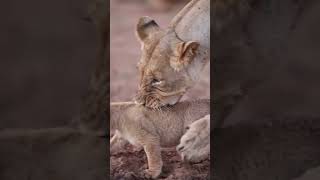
[0,0,98,129]
[110,0,210,102]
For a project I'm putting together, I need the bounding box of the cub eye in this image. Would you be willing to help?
[186,126,190,130]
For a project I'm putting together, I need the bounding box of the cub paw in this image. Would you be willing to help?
[141,169,161,179]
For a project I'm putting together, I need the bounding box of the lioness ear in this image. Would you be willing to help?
[177,41,199,58]
[170,41,200,71]
[136,16,160,43]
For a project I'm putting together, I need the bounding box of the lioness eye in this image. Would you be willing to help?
[186,126,190,130]
[151,78,161,85]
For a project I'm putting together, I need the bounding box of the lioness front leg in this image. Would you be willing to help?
[177,114,210,162]
[141,139,163,179]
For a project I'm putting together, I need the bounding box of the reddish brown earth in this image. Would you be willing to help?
[110,144,210,180]
[110,0,210,179]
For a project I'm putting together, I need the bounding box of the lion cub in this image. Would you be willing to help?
[110,99,209,178]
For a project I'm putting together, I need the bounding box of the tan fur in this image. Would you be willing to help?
[134,0,210,109]
[133,0,211,164]
[135,0,251,107]
[110,99,209,178]
[133,0,252,162]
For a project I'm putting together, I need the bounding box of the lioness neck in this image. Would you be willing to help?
[170,0,209,49]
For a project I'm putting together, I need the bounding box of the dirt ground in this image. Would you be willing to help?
[110,0,210,179]
[110,144,210,180]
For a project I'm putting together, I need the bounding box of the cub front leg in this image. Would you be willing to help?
[177,114,210,162]
[141,139,163,179]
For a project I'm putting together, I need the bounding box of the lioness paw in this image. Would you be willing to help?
[177,115,210,162]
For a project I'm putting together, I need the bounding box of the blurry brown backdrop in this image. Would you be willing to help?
[0,0,97,129]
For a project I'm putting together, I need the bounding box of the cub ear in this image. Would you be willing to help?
[136,16,160,43]
[170,41,200,71]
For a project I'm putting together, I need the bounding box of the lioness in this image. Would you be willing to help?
[134,0,211,162]
[110,99,209,178]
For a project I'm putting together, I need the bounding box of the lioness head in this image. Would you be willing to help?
[135,16,203,108]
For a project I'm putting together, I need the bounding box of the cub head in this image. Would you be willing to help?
[135,16,203,108]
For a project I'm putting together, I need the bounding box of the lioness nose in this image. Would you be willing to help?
[177,146,184,152]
